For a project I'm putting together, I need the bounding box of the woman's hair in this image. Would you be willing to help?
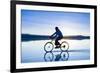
[55,27,58,30]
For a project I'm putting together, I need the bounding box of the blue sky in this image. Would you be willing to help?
[21,9,90,36]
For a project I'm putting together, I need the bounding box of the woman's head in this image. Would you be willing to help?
[55,27,58,31]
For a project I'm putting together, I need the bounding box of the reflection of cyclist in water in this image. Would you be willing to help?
[50,27,63,48]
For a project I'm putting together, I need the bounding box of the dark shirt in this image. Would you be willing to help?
[56,29,63,38]
[51,28,63,38]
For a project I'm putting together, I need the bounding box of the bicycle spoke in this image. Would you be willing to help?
[44,42,54,52]
[61,41,69,51]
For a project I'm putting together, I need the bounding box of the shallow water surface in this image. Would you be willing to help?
[21,39,90,63]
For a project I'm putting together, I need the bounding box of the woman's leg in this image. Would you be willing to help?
[55,39,58,45]
[55,37,61,47]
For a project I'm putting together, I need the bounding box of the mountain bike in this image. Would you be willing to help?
[44,39,69,52]
[44,51,69,62]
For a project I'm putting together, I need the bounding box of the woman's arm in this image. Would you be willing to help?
[50,32,56,39]
[51,32,56,37]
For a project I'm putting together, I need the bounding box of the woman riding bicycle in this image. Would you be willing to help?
[50,27,63,48]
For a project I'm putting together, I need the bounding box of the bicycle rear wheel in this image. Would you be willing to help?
[60,51,69,61]
[60,41,69,51]
[44,42,54,52]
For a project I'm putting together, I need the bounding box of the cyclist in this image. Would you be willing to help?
[50,27,63,48]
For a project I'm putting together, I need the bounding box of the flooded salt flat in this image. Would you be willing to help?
[21,39,90,63]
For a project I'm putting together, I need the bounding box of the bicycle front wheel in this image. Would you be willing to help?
[44,52,54,62]
[60,41,69,51]
[44,42,54,52]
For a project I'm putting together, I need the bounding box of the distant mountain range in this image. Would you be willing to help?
[21,34,90,42]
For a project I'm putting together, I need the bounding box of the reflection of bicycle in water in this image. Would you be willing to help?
[44,40,69,52]
[44,51,69,62]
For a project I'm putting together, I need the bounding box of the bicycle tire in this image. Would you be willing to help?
[44,42,54,52]
[60,41,69,51]
[60,51,69,61]
[44,52,54,62]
